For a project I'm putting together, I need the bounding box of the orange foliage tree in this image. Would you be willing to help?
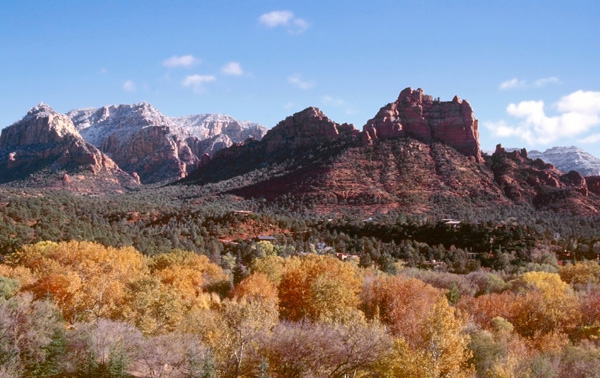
[277,254,362,322]
[9,241,148,322]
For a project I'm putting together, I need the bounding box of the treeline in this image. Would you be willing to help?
[1,187,600,277]
[2,241,600,377]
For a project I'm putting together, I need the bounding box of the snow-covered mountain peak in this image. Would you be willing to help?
[67,103,177,146]
[171,113,267,141]
[528,146,600,176]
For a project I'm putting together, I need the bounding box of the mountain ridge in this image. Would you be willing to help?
[0,103,138,192]
[66,102,267,183]
[528,146,600,176]
[182,88,600,216]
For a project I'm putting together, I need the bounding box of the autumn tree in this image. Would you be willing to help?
[361,274,442,340]
[509,271,580,338]
[123,276,186,335]
[9,241,148,322]
[559,260,600,288]
[229,272,279,306]
[278,255,362,322]
[149,249,228,308]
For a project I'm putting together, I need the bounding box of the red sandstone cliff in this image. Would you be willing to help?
[261,107,358,153]
[0,104,139,190]
[363,87,483,162]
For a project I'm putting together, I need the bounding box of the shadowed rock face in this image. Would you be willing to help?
[363,88,482,162]
[261,107,358,153]
[0,104,138,190]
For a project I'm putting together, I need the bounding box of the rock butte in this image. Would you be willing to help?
[363,87,482,162]
[250,87,482,163]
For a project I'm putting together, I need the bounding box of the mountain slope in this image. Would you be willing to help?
[0,104,138,192]
[528,146,600,176]
[182,88,600,216]
[67,103,267,183]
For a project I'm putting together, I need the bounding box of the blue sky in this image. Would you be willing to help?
[1,0,599,155]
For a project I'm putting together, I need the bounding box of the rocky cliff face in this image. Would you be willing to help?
[261,107,358,153]
[183,89,600,216]
[490,144,600,213]
[171,113,267,142]
[68,103,195,183]
[363,88,482,162]
[528,146,600,176]
[68,103,267,183]
[0,104,138,190]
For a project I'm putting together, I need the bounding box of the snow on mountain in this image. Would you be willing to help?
[67,103,267,149]
[171,114,267,142]
[66,102,267,183]
[528,146,600,176]
[67,102,177,146]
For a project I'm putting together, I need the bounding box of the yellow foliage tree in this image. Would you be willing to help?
[416,298,473,377]
[559,260,600,286]
[123,276,186,335]
[9,241,148,322]
[150,249,228,310]
[229,272,279,306]
[509,271,580,338]
[278,254,362,322]
[250,255,287,286]
[374,299,473,378]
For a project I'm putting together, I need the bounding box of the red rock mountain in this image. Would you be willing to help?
[363,87,482,162]
[183,88,600,215]
[261,107,358,153]
[0,104,139,192]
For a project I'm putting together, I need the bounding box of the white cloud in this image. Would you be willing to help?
[556,90,600,114]
[122,80,136,92]
[499,78,526,90]
[258,10,309,33]
[163,55,200,68]
[486,90,600,145]
[182,74,216,93]
[221,62,243,76]
[288,74,314,90]
[534,76,561,87]
[499,76,561,91]
[259,11,293,27]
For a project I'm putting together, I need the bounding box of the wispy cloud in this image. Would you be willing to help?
[322,96,346,106]
[182,74,216,93]
[122,80,136,92]
[288,74,314,90]
[221,62,243,76]
[485,90,600,145]
[259,10,309,33]
[534,77,561,87]
[499,78,527,90]
[499,76,561,91]
[163,55,200,68]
